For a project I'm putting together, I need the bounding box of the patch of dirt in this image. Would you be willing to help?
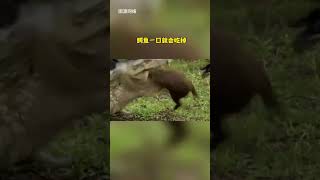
[111,110,186,121]
[111,111,145,121]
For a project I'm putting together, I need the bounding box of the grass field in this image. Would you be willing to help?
[42,114,109,179]
[214,1,320,179]
[121,59,210,122]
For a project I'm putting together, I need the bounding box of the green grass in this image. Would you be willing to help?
[45,114,109,179]
[214,1,320,179]
[123,59,210,121]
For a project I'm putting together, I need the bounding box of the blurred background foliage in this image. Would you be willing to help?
[110,121,210,180]
[111,0,210,59]
[154,0,210,57]
[213,0,320,179]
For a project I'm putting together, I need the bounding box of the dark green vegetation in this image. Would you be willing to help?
[214,0,320,179]
[5,114,109,180]
[0,114,109,180]
[119,60,210,122]
[45,114,109,179]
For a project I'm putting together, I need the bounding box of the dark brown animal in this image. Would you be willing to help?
[0,0,107,167]
[212,29,280,150]
[111,64,195,147]
[149,69,198,110]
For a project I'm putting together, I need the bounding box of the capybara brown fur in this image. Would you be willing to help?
[212,29,280,150]
[149,69,198,110]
